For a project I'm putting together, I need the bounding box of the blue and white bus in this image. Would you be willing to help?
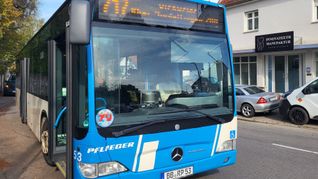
[16,0,237,178]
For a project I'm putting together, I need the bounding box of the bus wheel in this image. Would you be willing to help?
[289,107,309,125]
[41,117,55,166]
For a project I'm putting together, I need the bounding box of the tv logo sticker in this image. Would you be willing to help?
[96,109,114,128]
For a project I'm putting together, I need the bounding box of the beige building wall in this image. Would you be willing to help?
[225,0,318,91]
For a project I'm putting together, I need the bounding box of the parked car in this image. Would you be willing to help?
[3,75,16,96]
[236,85,281,118]
[279,77,318,125]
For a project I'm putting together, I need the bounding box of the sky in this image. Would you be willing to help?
[38,0,219,22]
[38,0,65,22]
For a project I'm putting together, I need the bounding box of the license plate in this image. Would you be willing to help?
[269,97,277,101]
[163,166,193,179]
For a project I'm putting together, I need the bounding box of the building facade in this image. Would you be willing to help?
[220,0,318,93]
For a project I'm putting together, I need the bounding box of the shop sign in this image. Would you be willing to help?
[255,31,294,53]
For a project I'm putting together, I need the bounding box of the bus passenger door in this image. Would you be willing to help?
[48,35,67,174]
[20,58,29,123]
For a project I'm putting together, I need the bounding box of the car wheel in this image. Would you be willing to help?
[241,103,255,118]
[288,107,309,125]
[41,117,55,166]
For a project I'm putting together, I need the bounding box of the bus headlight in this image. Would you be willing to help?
[216,139,236,153]
[98,162,127,176]
[78,163,97,178]
[79,162,127,178]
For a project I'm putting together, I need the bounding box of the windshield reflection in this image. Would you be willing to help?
[93,24,233,128]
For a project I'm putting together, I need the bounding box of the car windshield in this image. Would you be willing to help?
[244,86,264,94]
[93,23,233,130]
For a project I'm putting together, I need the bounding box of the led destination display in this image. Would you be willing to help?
[98,0,224,33]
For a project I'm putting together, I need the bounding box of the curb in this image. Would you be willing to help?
[237,117,318,130]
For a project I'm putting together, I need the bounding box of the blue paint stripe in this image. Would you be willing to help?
[223,5,237,117]
[87,39,97,133]
[187,0,220,7]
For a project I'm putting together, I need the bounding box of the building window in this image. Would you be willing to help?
[245,10,259,31]
[234,56,257,85]
[313,0,318,22]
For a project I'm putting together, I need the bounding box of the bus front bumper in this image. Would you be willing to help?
[74,150,236,179]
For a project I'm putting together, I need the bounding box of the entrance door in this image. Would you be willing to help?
[273,55,301,93]
[275,56,285,93]
[288,55,300,91]
[48,34,67,167]
[54,34,67,152]
[20,58,29,123]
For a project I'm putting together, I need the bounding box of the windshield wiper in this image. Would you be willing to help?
[112,105,226,138]
[185,108,226,124]
[112,119,167,138]
[166,104,226,124]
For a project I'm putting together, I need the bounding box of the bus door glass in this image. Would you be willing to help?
[55,35,67,148]
[20,58,29,123]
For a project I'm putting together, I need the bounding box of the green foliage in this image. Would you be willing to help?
[0,0,43,73]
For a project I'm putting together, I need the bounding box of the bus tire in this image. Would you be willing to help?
[41,117,55,166]
[288,107,309,125]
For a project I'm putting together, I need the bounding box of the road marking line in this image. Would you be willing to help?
[272,143,318,155]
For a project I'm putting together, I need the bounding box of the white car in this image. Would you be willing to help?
[279,77,318,125]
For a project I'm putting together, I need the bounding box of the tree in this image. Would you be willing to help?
[0,0,43,74]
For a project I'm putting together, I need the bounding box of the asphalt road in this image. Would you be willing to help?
[0,96,318,179]
[193,121,318,179]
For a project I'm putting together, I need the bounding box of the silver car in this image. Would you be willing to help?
[236,85,281,117]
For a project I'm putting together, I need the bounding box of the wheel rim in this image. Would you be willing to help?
[292,110,305,124]
[242,105,252,117]
[41,130,49,154]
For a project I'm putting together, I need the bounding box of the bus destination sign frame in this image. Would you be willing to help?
[97,0,224,33]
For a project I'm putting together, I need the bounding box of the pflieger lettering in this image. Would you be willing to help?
[87,142,134,153]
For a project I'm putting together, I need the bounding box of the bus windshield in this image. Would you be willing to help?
[93,23,233,135]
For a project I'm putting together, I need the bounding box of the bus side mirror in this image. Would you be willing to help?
[69,0,91,44]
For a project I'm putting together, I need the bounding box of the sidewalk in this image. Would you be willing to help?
[0,96,15,112]
[238,110,318,130]
[0,97,63,179]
